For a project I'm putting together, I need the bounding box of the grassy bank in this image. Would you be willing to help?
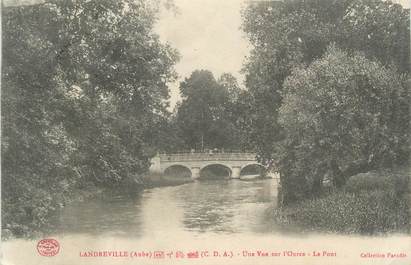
[273,166,410,235]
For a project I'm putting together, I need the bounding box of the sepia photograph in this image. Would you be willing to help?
[1,0,410,264]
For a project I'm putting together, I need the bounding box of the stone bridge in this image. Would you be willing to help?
[149,152,264,179]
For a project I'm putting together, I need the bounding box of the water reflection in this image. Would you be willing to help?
[55,179,279,238]
[4,179,410,265]
[57,192,144,237]
[178,180,278,234]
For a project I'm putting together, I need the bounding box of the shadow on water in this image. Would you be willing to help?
[198,164,232,180]
[53,190,145,237]
[49,178,305,238]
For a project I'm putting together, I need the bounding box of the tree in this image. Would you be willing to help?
[241,0,409,166]
[277,45,409,204]
[217,73,253,150]
[176,70,227,150]
[340,0,410,73]
[175,70,247,150]
[218,73,241,103]
[2,0,178,237]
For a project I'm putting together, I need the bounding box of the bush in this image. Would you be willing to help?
[274,167,410,234]
[345,167,409,195]
[274,191,409,234]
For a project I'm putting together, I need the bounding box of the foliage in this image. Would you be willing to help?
[175,70,249,150]
[274,190,409,234]
[241,0,344,164]
[273,167,410,234]
[277,45,409,204]
[2,0,178,237]
[340,0,410,73]
[345,167,409,195]
[241,0,410,175]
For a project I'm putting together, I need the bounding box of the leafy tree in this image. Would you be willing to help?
[176,70,227,150]
[2,0,178,237]
[277,45,409,204]
[217,73,253,150]
[145,113,186,153]
[241,0,409,166]
[218,73,241,103]
[175,70,248,150]
[340,0,410,73]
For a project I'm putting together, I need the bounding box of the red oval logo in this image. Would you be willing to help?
[37,238,60,257]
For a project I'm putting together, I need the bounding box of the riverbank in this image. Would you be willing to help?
[2,172,192,240]
[2,177,409,265]
[272,166,410,235]
[1,182,108,240]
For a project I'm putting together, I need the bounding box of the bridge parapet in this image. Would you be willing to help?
[159,152,257,162]
[150,152,263,179]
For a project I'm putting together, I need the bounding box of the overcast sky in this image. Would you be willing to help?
[155,0,410,108]
[155,0,251,108]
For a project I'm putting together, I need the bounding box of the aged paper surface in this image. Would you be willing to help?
[1,0,410,265]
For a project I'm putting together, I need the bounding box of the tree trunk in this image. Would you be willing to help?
[331,159,375,188]
[330,159,346,188]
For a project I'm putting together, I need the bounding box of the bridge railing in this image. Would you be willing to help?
[159,149,253,154]
[158,152,257,162]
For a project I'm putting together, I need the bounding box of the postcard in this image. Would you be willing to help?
[1,0,410,264]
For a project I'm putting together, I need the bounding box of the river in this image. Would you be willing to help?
[56,179,280,237]
[2,179,410,265]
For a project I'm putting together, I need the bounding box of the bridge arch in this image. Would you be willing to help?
[164,164,192,179]
[199,164,232,180]
[240,163,265,177]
